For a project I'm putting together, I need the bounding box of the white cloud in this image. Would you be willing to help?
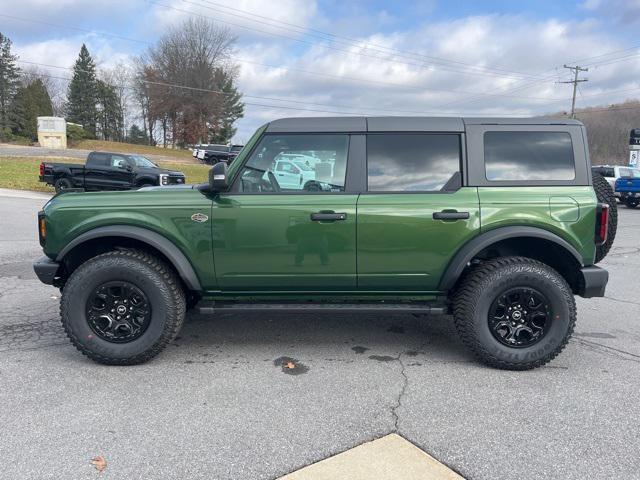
[230,13,640,139]
[150,0,318,39]
[7,3,640,142]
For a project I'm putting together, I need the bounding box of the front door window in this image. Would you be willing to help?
[235,134,349,193]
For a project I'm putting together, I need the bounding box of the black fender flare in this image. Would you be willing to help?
[438,226,584,291]
[136,176,157,187]
[55,225,202,290]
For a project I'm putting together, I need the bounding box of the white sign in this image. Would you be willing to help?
[630,150,638,167]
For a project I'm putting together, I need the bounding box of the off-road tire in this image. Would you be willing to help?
[453,256,576,370]
[60,249,186,365]
[592,172,617,263]
[54,177,73,193]
[625,197,639,209]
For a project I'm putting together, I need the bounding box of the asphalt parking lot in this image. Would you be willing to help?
[1,190,639,480]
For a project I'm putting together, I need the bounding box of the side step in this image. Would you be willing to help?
[196,301,448,315]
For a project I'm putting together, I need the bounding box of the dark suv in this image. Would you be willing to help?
[33,117,616,369]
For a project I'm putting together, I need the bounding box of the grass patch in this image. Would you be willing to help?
[71,140,194,160]
[0,156,211,192]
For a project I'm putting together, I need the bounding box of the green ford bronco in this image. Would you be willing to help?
[33,117,617,369]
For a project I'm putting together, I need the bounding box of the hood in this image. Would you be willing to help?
[137,166,185,176]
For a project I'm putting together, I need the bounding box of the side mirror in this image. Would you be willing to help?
[208,161,229,192]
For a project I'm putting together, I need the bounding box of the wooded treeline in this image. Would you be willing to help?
[571,101,640,165]
[0,18,244,147]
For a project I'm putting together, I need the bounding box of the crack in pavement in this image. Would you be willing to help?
[603,295,640,307]
[390,341,429,433]
[570,337,640,364]
[391,352,408,432]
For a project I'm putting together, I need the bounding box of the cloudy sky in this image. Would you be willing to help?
[3,0,640,142]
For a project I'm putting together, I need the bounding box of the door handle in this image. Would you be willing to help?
[432,210,470,220]
[310,212,347,221]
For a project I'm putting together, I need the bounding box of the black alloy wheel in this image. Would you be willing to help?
[488,287,550,348]
[86,281,151,343]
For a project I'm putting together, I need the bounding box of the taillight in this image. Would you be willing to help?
[39,163,44,176]
[595,203,609,245]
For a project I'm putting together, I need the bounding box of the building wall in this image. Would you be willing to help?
[37,117,67,149]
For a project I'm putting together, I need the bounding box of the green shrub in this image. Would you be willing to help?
[66,124,94,145]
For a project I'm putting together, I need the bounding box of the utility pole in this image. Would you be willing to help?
[559,65,588,118]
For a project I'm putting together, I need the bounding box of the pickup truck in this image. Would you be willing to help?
[194,144,245,165]
[615,168,640,208]
[39,151,186,193]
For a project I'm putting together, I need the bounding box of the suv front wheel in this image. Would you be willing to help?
[60,249,186,365]
[453,257,576,370]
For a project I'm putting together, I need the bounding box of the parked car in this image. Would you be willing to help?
[34,116,615,370]
[591,165,636,200]
[228,144,244,163]
[614,167,640,208]
[273,158,316,189]
[39,151,186,193]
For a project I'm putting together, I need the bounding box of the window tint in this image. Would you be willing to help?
[110,155,129,168]
[367,134,460,192]
[237,134,349,193]
[87,153,108,166]
[484,131,575,181]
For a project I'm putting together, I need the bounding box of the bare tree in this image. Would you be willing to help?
[21,66,66,116]
[132,58,156,145]
[140,17,243,146]
[99,61,133,140]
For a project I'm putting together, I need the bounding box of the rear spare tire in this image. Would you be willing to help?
[60,249,186,365]
[592,172,617,263]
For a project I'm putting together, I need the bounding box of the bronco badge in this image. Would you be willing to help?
[190,213,209,223]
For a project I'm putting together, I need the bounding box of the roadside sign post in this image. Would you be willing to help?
[630,129,640,167]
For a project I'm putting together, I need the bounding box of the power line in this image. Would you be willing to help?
[0,13,569,102]
[559,65,588,118]
[152,0,546,82]
[189,0,544,80]
[28,68,538,118]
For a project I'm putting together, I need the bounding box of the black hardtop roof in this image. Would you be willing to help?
[265,116,583,133]
[89,151,148,158]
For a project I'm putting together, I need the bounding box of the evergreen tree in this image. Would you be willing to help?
[0,33,20,136]
[208,68,243,144]
[10,79,53,140]
[96,80,123,141]
[66,44,97,136]
[127,124,148,145]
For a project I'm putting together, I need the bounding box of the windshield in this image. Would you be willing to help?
[619,168,640,178]
[230,146,243,153]
[129,155,157,168]
[293,161,313,171]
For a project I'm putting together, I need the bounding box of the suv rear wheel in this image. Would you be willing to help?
[453,256,576,370]
[60,249,186,365]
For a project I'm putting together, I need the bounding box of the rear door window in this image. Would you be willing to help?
[366,134,461,192]
[484,131,575,181]
[87,153,109,166]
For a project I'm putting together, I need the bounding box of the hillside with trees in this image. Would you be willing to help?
[571,101,640,165]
